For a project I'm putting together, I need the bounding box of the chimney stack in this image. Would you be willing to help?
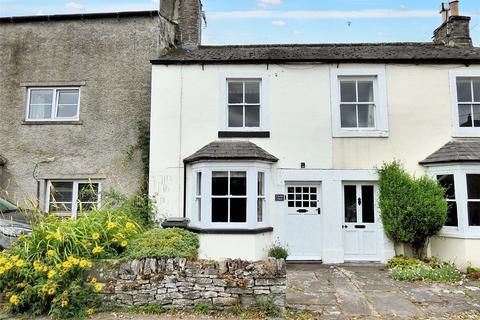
[159,0,203,49]
[433,0,473,48]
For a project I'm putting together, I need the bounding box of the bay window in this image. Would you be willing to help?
[191,163,269,229]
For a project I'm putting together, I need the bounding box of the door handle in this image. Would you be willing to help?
[297,209,307,213]
[316,208,321,215]
[357,197,362,206]
[354,225,366,229]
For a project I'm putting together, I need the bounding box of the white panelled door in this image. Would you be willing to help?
[342,183,380,261]
[285,184,322,260]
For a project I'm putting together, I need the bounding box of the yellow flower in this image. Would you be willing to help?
[107,222,117,230]
[62,261,72,269]
[15,259,25,268]
[0,267,5,274]
[48,270,57,279]
[46,234,52,240]
[112,238,118,243]
[4,262,13,270]
[47,250,55,257]
[42,266,48,272]
[92,246,103,254]
[79,259,91,268]
[33,260,42,271]
[94,283,103,292]
[92,232,100,240]
[115,232,125,239]
[9,295,20,306]
[41,285,48,293]
[54,230,61,241]
[90,277,97,284]
[120,240,128,248]
[48,287,56,295]
[61,300,68,307]
[11,255,18,262]
[0,257,6,264]
[87,308,94,316]
[68,256,79,265]
[126,222,135,230]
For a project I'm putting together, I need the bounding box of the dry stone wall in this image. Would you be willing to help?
[91,258,286,310]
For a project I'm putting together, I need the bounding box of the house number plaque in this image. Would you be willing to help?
[275,194,285,201]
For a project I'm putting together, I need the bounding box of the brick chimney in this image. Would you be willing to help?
[433,1,473,48]
[159,0,203,49]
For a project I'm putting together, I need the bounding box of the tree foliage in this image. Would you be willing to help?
[378,161,448,258]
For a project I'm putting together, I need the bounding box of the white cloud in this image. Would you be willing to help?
[65,2,85,10]
[292,30,301,35]
[209,9,438,20]
[36,9,45,15]
[271,20,287,27]
[257,0,282,9]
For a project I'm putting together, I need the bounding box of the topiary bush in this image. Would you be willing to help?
[0,210,142,318]
[378,161,448,258]
[124,228,199,260]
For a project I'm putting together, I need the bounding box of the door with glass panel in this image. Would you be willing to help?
[285,184,322,260]
[342,183,379,261]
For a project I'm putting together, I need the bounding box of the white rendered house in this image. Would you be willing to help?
[149,2,480,267]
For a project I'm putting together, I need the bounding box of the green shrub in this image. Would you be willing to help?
[125,228,199,260]
[386,256,422,269]
[378,161,448,258]
[102,190,155,229]
[0,210,142,318]
[466,266,480,275]
[390,264,463,283]
[268,245,288,260]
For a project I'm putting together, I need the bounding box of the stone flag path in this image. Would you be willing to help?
[286,263,480,319]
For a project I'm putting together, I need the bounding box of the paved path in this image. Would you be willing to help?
[286,263,480,319]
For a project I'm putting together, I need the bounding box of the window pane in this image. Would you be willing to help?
[340,104,357,128]
[344,185,357,223]
[57,104,78,118]
[212,172,228,196]
[30,89,53,104]
[228,106,243,127]
[50,182,73,203]
[358,104,375,128]
[357,81,374,102]
[458,104,473,127]
[257,198,263,222]
[468,202,480,226]
[29,104,52,119]
[228,82,243,103]
[230,198,247,222]
[77,183,99,203]
[467,174,480,199]
[58,90,79,104]
[473,79,480,102]
[340,81,356,102]
[77,202,95,213]
[473,105,480,127]
[361,185,375,223]
[257,172,264,196]
[197,199,201,222]
[196,172,202,196]
[245,105,260,127]
[212,198,228,222]
[49,203,72,213]
[437,175,455,199]
[245,82,260,103]
[445,202,458,227]
[230,171,246,195]
[457,79,472,102]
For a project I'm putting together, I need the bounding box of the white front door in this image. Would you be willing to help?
[342,183,380,261]
[285,184,322,260]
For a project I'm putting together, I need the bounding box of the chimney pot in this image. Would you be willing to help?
[440,3,449,23]
[449,0,459,17]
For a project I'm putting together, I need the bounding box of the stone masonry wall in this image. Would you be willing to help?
[91,258,286,310]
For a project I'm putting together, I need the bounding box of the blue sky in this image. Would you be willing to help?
[1,0,479,45]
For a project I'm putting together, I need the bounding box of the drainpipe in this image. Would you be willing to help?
[32,157,56,209]
[183,164,187,218]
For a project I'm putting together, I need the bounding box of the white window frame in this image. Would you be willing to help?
[45,180,101,218]
[219,73,269,132]
[428,164,480,238]
[330,68,389,137]
[449,70,480,137]
[191,162,270,229]
[25,87,81,122]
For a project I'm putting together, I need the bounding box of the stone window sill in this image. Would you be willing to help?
[218,131,270,138]
[22,120,83,125]
[187,226,273,234]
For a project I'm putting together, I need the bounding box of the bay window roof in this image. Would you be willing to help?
[420,139,480,165]
[184,141,278,164]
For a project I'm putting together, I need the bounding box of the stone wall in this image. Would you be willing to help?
[91,258,286,310]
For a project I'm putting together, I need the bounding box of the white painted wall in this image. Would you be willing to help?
[150,63,480,264]
[198,233,272,261]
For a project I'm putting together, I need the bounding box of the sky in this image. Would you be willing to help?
[0,0,479,45]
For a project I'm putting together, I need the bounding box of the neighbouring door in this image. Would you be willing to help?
[342,183,380,261]
[285,184,322,260]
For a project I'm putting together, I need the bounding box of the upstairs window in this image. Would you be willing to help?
[456,78,480,128]
[26,88,80,121]
[227,79,261,129]
[47,181,100,218]
[330,69,388,137]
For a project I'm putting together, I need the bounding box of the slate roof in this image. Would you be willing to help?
[419,139,480,165]
[0,10,159,23]
[151,43,480,65]
[184,141,278,164]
